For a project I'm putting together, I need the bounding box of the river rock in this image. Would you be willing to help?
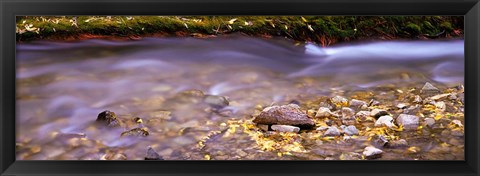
[96,110,123,127]
[339,152,362,160]
[204,95,229,109]
[420,82,440,97]
[253,104,315,129]
[363,146,383,159]
[370,109,390,119]
[424,118,435,127]
[331,96,349,108]
[372,135,388,148]
[271,125,300,133]
[324,126,341,136]
[413,95,423,103]
[145,146,164,160]
[120,127,149,137]
[350,99,367,109]
[315,107,337,118]
[396,114,419,129]
[341,107,356,125]
[386,139,409,148]
[375,115,394,128]
[341,125,359,136]
[355,111,370,121]
[435,101,446,111]
[451,119,463,127]
[396,103,408,109]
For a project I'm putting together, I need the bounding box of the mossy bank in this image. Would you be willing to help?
[16,16,463,45]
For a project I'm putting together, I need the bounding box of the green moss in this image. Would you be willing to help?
[440,21,453,31]
[16,16,463,44]
[405,23,422,35]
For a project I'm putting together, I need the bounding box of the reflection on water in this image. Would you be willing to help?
[16,35,464,160]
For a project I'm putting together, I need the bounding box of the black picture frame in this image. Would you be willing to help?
[1,0,479,176]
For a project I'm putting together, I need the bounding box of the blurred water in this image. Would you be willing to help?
[16,35,464,160]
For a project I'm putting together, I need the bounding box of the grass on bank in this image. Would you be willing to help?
[16,16,463,45]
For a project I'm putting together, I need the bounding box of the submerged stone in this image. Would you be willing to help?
[96,110,123,127]
[421,82,440,97]
[204,95,229,109]
[253,104,315,129]
[145,146,164,160]
[121,127,149,137]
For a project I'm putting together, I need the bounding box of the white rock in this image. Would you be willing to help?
[350,99,367,108]
[375,115,394,128]
[435,101,446,111]
[342,125,359,136]
[324,127,341,136]
[316,107,336,118]
[451,120,463,127]
[396,114,419,129]
[271,125,300,133]
[363,146,383,159]
[355,111,370,121]
[424,118,435,127]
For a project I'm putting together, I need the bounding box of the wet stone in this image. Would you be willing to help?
[396,103,408,109]
[96,110,123,127]
[145,146,164,160]
[324,126,341,136]
[413,95,423,103]
[339,152,362,160]
[271,125,300,133]
[375,115,394,128]
[341,125,359,136]
[331,96,349,108]
[315,107,337,118]
[204,95,229,110]
[396,114,419,129]
[421,82,441,97]
[355,111,370,121]
[372,135,388,148]
[102,153,127,160]
[253,104,315,129]
[341,107,356,126]
[386,139,409,148]
[370,109,390,119]
[424,118,435,127]
[120,127,149,137]
[349,99,367,109]
[363,146,383,159]
[435,101,446,111]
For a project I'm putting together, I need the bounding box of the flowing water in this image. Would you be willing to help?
[16,35,464,160]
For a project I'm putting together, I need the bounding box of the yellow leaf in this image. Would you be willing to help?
[301,16,307,22]
[228,18,237,24]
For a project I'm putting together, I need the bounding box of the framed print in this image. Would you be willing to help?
[1,0,479,176]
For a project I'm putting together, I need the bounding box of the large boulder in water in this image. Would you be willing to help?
[253,104,315,129]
